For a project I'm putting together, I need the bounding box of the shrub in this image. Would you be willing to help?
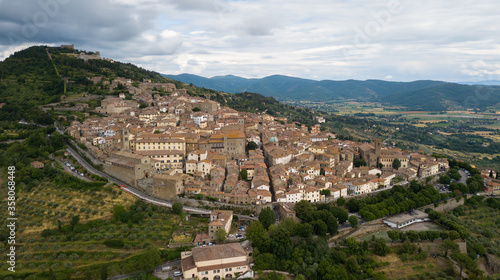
[103,239,125,249]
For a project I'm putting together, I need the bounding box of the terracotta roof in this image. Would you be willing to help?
[192,243,246,263]
[181,255,196,272]
[197,261,249,272]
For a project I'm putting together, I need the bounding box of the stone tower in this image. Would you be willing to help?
[121,129,130,151]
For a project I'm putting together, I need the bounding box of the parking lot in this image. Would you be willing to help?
[153,261,182,280]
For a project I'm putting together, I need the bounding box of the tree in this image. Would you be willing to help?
[314,210,338,234]
[441,239,459,257]
[215,228,227,242]
[392,158,401,170]
[346,257,359,273]
[337,197,346,206]
[418,231,428,241]
[373,238,390,256]
[246,221,270,250]
[439,175,451,184]
[247,141,258,150]
[310,220,328,236]
[406,231,420,242]
[259,207,276,230]
[295,223,313,237]
[427,231,440,242]
[387,230,400,242]
[192,107,201,112]
[172,202,183,215]
[101,264,108,280]
[489,170,493,178]
[240,169,248,181]
[49,268,57,280]
[113,205,126,221]
[331,207,349,223]
[320,189,331,197]
[294,200,314,220]
[137,248,162,270]
[353,158,367,167]
[70,215,80,229]
[348,215,358,228]
[449,230,461,240]
[440,231,449,240]
[451,252,477,276]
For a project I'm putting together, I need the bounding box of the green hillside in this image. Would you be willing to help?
[165,73,500,110]
[0,46,182,124]
[381,83,500,111]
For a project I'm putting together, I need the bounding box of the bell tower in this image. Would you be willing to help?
[121,129,130,151]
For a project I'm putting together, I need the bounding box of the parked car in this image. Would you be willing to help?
[229,234,235,238]
[174,271,182,277]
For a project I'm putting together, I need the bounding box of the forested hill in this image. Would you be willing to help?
[0,45,322,127]
[0,45,177,124]
[165,73,500,111]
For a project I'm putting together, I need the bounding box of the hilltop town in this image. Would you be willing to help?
[66,76,451,207]
[2,45,500,280]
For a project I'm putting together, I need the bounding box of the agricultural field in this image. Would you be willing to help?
[170,215,209,244]
[455,205,500,257]
[373,254,454,280]
[14,184,135,233]
[0,181,186,280]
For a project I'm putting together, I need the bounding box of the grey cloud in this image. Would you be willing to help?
[0,0,158,46]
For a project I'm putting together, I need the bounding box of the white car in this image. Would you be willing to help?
[174,271,182,277]
[229,234,235,238]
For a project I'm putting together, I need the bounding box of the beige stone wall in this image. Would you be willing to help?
[104,164,136,186]
[421,197,467,213]
[152,183,178,200]
[387,241,467,254]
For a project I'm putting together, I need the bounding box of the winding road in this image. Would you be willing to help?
[63,141,257,220]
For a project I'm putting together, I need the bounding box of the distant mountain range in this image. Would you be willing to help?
[460,80,500,86]
[164,73,500,111]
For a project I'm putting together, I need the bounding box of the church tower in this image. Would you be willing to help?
[121,129,130,151]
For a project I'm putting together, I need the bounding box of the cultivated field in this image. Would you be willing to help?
[0,180,189,279]
[374,254,453,279]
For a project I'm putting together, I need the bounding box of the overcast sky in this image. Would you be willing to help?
[1,0,499,82]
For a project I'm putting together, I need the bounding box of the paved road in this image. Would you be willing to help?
[51,154,93,182]
[458,169,468,185]
[64,142,258,221]
[153,260,183,280]
[65,144,212,214]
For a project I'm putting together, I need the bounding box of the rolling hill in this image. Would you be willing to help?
[165,73,500,111]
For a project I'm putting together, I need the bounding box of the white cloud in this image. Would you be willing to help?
[1,0,500,82]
